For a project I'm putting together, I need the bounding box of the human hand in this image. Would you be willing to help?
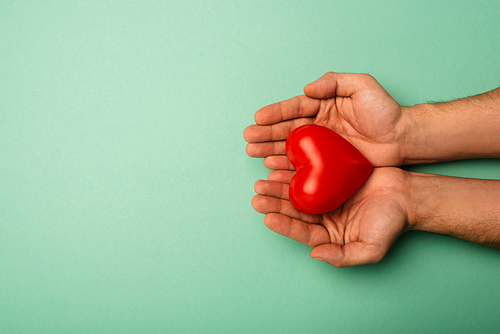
[252,167,411,267]
[244,72,409,167]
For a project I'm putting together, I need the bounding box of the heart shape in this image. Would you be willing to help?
[286,124,373,215]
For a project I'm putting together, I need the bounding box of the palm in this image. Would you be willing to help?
[251,168,409,267]
[244,73,406,167]
[317,82,404,166]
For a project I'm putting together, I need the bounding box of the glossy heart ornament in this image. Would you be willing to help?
[286,124,373,215]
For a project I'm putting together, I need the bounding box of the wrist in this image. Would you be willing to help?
[406,171,439,232]
[384,168,422,233]
[400,103,440,165]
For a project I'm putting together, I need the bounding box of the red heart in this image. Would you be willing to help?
[286,124,373,215]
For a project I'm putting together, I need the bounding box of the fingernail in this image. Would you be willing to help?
[312,257,325,262]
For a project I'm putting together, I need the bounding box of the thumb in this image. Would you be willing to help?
[304,72,375,99]
[310,242,387,268]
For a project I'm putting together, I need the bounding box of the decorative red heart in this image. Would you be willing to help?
[286,124,373,215]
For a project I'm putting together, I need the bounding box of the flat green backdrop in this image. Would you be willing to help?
[1,1,500,333]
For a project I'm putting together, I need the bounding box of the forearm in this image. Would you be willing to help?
[407,171,500,248]
[402,88,500,164]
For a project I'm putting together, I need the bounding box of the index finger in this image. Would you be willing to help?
[255,95,321,125]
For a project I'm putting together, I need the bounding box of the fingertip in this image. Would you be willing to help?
[253,179,266,194]
[251,194,263,212]
[310,244,342,267]
[254,110,263,125]
[245,143,262,158]
[311,243,354,268]
[252,194,280,214]
[303,80,316,94]
[264,213,292,236]
[255,103,282,125]
[254,107,270,125]
[243,125,252,142]
[245,143,253,157]
[263,212,279,229]
[263,156,273,169]
[267,170,279,181]
[303,72,335,98]
[305,72,377,99]
[303,81,327,99]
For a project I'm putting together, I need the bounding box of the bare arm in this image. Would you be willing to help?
[408,172,500,248]
[403,88,500,164]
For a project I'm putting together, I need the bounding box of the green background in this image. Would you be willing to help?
[1,0,499,332]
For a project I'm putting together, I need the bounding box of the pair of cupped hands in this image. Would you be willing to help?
[244,72,429,268]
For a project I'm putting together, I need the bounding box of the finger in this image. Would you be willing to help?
[267,170,295,183]
[254,179,289,200]
[251,195,320,224]
[246,141,286,158]
[304,72,377,99]
[264,213,330,247]
[243,118,314,143]
[255,95,321,125]
[263,155,295,170]
[310,242,387,268]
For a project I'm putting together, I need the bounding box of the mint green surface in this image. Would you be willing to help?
[1,1,500,333]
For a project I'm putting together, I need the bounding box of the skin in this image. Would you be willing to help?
[244,72,500,267]
[404,89,500,164]
[253,168,411,268]
[244,73,409,168]
[254,168,500,267]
